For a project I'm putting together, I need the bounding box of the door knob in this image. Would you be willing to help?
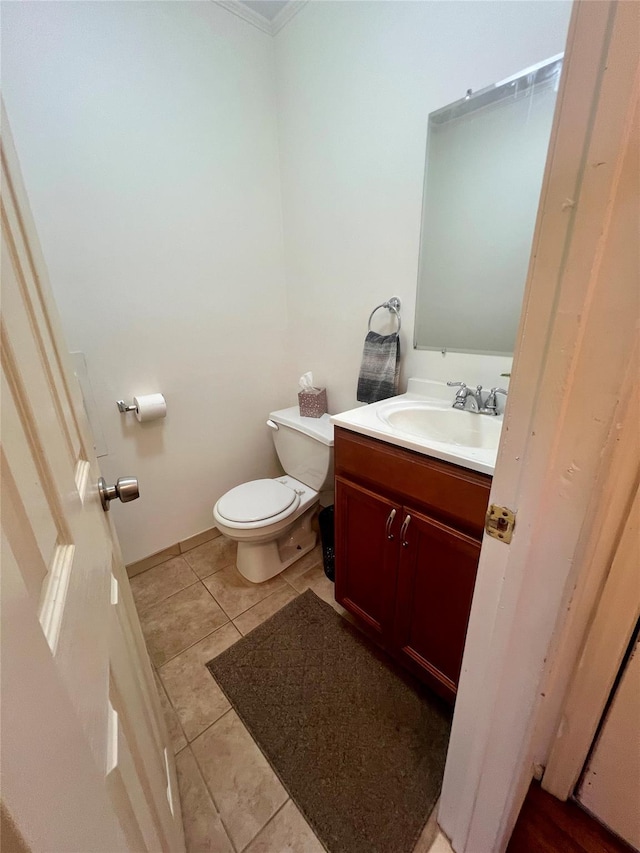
[98,476,140,512]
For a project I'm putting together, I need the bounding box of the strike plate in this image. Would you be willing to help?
[485,504,516,544]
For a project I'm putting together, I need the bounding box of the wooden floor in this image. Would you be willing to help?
[507,783,635,853]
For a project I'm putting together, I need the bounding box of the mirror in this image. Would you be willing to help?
[414,56,563,356]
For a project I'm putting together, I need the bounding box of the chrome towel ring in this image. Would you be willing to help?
[368,297,401,333]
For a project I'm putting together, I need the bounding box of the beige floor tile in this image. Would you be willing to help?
[191,710,287,852]
[140,583,229,666]
[183,536,237,579]
[203,565,287,620]
[130,556,198,614]
[244,800,324,853]
[280,544,323,585]
[286,564,343,613]
[427,831,454,853]
[176,748,234,853]
[412,799,440,853]
[153,672,187,754]
[159,623,241,741]
[233,586,298,636]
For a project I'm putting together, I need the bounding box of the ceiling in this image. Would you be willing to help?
[239,1,291,22]
[217,0,305,35]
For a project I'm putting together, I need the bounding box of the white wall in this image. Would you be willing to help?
[2,2,291,562]
[2,0,572,563]
[274,0,572,414]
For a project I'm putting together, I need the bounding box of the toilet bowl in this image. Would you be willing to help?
[213,407,334,584]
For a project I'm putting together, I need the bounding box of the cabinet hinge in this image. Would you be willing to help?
[485,504,516,544]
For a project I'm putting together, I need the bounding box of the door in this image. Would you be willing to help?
[1,105,185,851]
[334,476,399,637]
[575,633,640,849]
[394,507,481,702]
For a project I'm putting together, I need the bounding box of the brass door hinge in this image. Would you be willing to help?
[485,504,516,544]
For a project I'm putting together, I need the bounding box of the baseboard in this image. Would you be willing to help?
[126,526,221,577]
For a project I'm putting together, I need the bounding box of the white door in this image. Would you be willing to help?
[1,105,185,852]
[577,635,640,849]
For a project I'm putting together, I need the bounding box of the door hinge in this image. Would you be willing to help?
[485,504,516,544]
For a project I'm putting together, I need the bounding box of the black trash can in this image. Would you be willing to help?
[318,505,335,582]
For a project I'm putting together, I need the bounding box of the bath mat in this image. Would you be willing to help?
[207,590,451,853]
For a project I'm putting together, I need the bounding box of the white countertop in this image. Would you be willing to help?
[331,378,500,476]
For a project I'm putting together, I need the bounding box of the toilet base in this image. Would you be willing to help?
[236,505,318,584]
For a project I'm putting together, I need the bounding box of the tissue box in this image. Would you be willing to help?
[298,388,327,418]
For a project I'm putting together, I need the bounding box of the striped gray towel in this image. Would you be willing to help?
[356,331,401,403]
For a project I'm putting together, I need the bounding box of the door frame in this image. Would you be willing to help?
[438,1,640,850]
[542,479,639,800]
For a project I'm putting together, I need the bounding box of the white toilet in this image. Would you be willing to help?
[213,407,334,584]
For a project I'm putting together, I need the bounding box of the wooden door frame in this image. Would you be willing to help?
[438,2,640,850]
[542,477,639,800]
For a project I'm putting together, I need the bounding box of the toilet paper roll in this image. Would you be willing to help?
[133,393,167,423]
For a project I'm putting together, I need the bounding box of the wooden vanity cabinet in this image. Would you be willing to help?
[334,426,491,704]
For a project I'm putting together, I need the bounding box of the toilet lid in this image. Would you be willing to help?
[216,479,298,523]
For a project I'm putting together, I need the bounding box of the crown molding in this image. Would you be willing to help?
[214,1,307,37]
[215,1,273,35]
[271,1,307,35]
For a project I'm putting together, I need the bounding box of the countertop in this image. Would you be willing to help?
[331,378,501,476]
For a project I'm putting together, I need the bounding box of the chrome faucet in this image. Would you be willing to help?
[447,382,507,415]
[447,382,476,411]
[484,387,508,415]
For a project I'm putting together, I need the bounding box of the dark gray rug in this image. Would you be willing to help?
[207,590,451,853]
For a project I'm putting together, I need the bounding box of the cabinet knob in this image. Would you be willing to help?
[400,514,412,547]
[385,508,397,540]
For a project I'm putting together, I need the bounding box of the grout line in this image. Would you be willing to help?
[238,798,291,853]
[200,578,237,621]
[153,669,188,747]
[193,563,230,582]
[188,714,243,853]
[182,742,239,853]
[190,705,234,745]
[233,583,299,620]
[201,574,290,622]
[157,617,240,669]
[135,577,202,618]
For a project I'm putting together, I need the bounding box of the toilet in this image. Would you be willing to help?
[213,407,334,584]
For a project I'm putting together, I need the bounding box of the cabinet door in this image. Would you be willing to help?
[394,507,481,702]
[335,476,400,638]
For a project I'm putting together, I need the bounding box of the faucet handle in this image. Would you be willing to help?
[485,387,508,413]
[448,381,469,409]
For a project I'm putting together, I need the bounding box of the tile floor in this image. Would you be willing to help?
[130,535,453,853]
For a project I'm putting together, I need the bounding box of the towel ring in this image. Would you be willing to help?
[368,297,401,333]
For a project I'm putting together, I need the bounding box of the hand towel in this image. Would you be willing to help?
[356,331,401,403]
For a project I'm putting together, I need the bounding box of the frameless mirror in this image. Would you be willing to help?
[414,56,563,355]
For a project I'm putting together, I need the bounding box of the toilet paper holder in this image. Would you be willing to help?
[116,393,167,423]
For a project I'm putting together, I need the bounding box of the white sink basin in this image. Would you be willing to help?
[331,378,506,475]
[377,401,502,451]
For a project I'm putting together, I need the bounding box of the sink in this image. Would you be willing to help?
[377,401,502,450]
[331,378,505,475]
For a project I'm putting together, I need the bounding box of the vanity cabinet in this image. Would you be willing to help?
[334,426,491,704]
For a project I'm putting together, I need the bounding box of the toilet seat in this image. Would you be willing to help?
[215,479,300,527]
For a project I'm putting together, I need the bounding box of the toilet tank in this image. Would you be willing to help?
[268,407,334,492]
